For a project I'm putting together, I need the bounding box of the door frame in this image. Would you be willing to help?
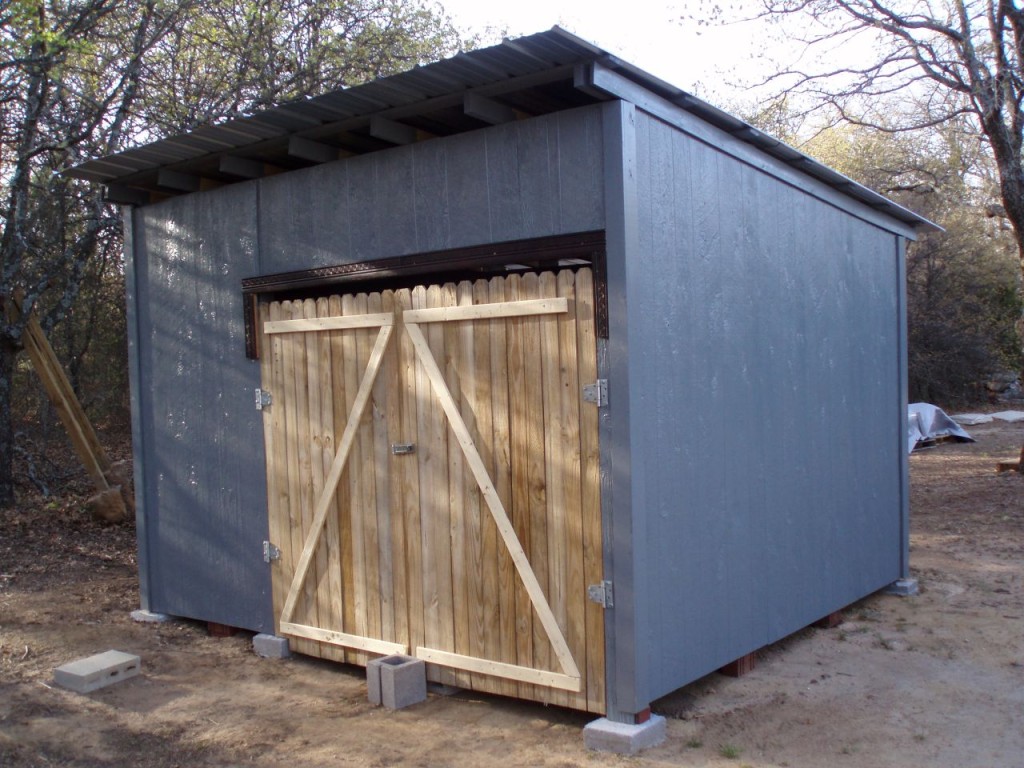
[246,232,610,711]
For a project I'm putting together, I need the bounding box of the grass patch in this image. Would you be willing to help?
[719,743,742,759]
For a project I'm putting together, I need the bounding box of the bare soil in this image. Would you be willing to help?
[1,419,1022,767]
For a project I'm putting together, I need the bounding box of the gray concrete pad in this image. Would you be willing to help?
[583,714,667,754]
[53,650,141,694]
[950,413,993,426]
[991,410,1024,423]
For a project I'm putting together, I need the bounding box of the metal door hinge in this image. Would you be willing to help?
[263,541,281,563]
[582,379,608,407]
[255,388,272,410]
[587,580,613,608]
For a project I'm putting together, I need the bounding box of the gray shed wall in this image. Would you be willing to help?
[130,183,270,630]
[127,106,605,631]
[626,110,906,705]
[257,106,605,270]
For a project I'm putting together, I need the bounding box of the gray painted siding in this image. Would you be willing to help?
[599,100,642,720]
[629,111,904,704]
[129,106,605,633]
[257,106,604,271]
[132,184,271,631]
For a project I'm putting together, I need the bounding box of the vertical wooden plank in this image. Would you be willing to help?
[367,290,395,644]
[521,271,549,702]
[488,275,518,699]
[318,296,346,663]
[557,268,587,711]
[280,301,314,657]
[295,300,320,648]
[329,294,356,664]
[449,280,476,689]
[304,298,332,660]
[275,301,306,650]
[413,284,442,684]
[471,278,501,693]
[539,270,568,707]
[505,273,534,701]
[354,291,382,656]
[262,302,288,635]
[396,287,425,661]
[341,292,368,667]
[433,282,457,686]
[381,289,408,647]
[575,267,606,712]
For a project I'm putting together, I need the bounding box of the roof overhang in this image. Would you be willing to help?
[68,27,939,234]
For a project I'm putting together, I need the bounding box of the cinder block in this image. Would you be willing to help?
[253,634,290,659]
[369,655,426,709]
[885,578,920,596]
[130,609,170,623]
[583,714,667,754]
[53,650,141,694]
[366,658,384,706]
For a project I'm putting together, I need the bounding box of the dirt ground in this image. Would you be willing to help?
[1,418,1022,768]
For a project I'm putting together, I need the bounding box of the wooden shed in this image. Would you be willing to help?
[70,28,935,722]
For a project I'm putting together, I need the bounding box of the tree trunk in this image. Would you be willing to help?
[0,341,16,507]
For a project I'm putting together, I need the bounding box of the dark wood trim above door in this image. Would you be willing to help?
[241,231,607,359]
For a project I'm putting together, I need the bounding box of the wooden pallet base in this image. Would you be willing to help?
[814,611,844,629]
[718,652,757,677]
[207,622,241,638]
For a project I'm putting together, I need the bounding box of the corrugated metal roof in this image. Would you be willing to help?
[68,27,936,231]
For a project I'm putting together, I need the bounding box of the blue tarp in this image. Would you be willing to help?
[908,403,975,453]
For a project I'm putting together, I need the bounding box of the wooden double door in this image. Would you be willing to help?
[258,267,605,712]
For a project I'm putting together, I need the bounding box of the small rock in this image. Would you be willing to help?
[86,487,128,524]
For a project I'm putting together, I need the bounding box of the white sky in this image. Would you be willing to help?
[437,0,786,109]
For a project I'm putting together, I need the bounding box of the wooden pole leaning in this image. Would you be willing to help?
[5,293,121,514]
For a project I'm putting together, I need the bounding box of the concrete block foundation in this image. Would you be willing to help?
[885,578,920,596]
[253,634,291,659]
[583,714,667,754]
[53,650,141,694]
[130,609,170,623]
[367,655,426,709]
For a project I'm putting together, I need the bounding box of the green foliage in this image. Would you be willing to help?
[0,0,464,502]
[719,743,743,759]
[140,0,462,134]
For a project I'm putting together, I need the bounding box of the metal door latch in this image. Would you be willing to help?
[255,388,272,410]
[587,580,613,608]
[391,443,416,455]
[263,541,281,563]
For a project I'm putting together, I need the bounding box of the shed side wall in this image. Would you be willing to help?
[629,111,905,704]
[132,183,271,630]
